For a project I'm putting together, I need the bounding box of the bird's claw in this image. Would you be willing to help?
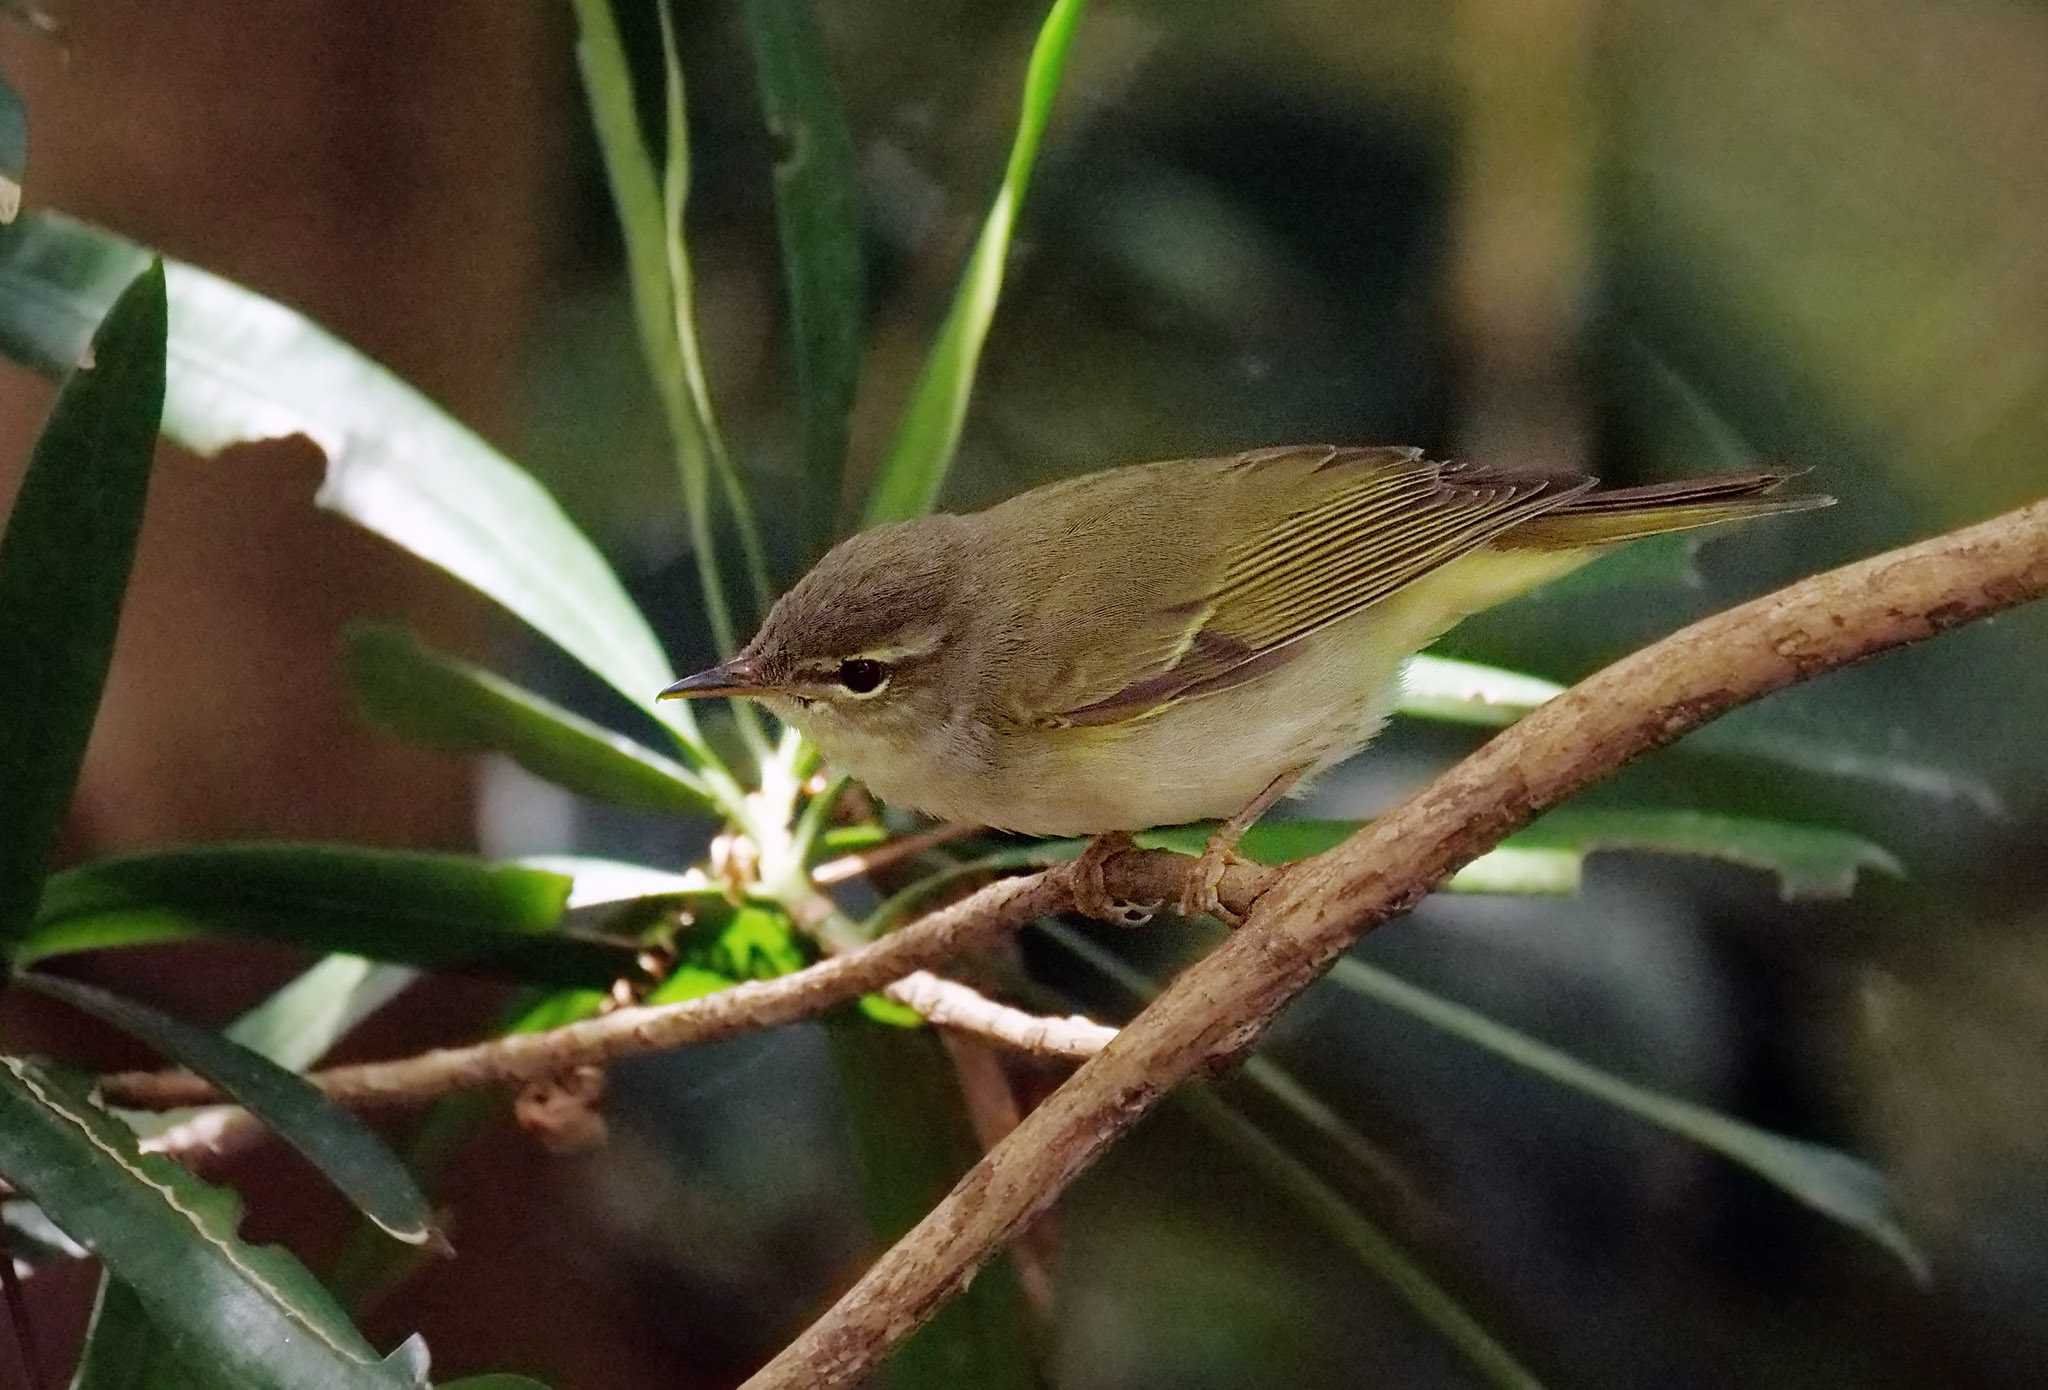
[1072,833,1160,926]
[1178,838,1249,926]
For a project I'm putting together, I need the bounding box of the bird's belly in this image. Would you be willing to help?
[965,620,1420,836]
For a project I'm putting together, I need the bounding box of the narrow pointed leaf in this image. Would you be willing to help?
[1180,1089,1545,1390]
[571,0,770,684]
[346,624,710,815]
[0,1058,413,1389]
[1401,653,2001,814]
[20,846,643,987]
[1034,806,1896,901]
[0,68,24,222]
[0,212,687,737]
[1399,654,1567,729]
[1324,956,1927,1279]
[743,0,865,551]
[68,1276,224,1390]
[21,973,438,1248]
[223,955,417,1074]
[863,0,1091,524]
[0,262,165,946]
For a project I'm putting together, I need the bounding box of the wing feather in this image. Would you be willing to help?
[1053,450,1587,726]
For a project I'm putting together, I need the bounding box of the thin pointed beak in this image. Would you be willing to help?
[658,659,771,701]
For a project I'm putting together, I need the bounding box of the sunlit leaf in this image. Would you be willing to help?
[863,0,1092,524]
[743,0,865,553]
[0,68,24,222]
[222,955,417,1075]
[0,213,694,748]
[1324,955,1928,1279]
[0,1058,415,1389]
[1180,1089,1545,1390]
[0,262,165,947]
[645,903,809,1005]
[347,624,710,816]
[21,845,643,987]
[21,973,438,1248]
[1398,654,1567,729]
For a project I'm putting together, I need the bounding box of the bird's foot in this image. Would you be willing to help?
[1178,833,1251,926]
[1071,832,1160,926]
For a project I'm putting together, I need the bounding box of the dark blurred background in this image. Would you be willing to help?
[3,0,2046,1386]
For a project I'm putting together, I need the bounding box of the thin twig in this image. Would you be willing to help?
[98,852,1272,1116]
[737,497,2048,1389]
[812,822,983,884]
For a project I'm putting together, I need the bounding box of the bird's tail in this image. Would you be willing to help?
[1501,471,1833,551]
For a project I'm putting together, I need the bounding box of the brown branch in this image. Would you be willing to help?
[739,498,2048,1390]
[98,853,1273,1114]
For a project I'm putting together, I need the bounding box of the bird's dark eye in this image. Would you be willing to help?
[836,658,888,695]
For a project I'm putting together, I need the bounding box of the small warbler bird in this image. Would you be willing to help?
[660,445,1828,921]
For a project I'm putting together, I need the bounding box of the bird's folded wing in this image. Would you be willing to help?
[1051,448,1586,726]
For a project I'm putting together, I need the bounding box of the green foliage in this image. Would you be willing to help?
[1322,955,1927,1279]
[0,66,23,221]
[21,846,642,987]
[645,902,809,1004]
[0,1059,418,1389]
[1180,1090,1546,1390]
[0,213,698,756]
[0,263,164,946]
[743,0,866,555]
[863,0,1092,524]
[828,1022,1043,1390]
[347,623,712,816]
[20,973,437,1249]
[0,5,1945,1382]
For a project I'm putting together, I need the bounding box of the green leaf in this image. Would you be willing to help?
[862,0,1091,524]
[0,67,23,222]
[643,902,809,1004]
[1400,653,2003,815]
[0,262,166,947]
[20,973,438,1248]
[1398,654,1569,729]
[828,1021,1041,1390]
[69,1276,224,1390]
[570,0,770,667]
[1507,808,1902,900]
[1323,955,1928,1279]
[21,845,643,987]
[1044,921,1425,1220]
[1032,807,1897,901]
[0,1057,413,1389]
[222,956,417,1075]
[346,624,710,816]
[0,212,695,749]
[1179,1089,1545,1390]
[743,0,865,553]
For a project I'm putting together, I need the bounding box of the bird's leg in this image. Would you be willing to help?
[1071,832,1160,926]
[1180,765,1308,925]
